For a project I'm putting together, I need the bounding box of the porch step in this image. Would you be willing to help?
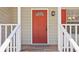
[21,44,58,52]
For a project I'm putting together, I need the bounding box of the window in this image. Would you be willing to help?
[36,12,44,16]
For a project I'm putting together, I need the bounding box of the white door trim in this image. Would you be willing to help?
[31,8,49,45]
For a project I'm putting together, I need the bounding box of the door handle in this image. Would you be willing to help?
[46,27,47,31]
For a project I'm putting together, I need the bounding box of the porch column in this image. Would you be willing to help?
[58,7,62,52]
[17,7,21,25]
[0,25,1,46]
[16,7,21,51]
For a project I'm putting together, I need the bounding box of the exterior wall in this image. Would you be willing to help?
[9,7,17,24]
[0,7,17,24]
[21,7,58,45]
[21,8,31,44]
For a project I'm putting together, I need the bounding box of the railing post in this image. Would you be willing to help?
[70,25,73,52]
[16,26,21,52]
[60,27,63,52]
[5,25,9,52]
[64,25,67,52]
[75,25,77,43]
[10,25,13,52]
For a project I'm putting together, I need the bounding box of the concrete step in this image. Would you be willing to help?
[21,44,58,52]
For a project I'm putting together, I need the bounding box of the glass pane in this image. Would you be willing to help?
[36,12,44,16]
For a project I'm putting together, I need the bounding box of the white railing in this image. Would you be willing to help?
[0,24,21,52]
[59,24,79,52]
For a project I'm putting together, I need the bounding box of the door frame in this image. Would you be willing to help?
[31,8,49,45]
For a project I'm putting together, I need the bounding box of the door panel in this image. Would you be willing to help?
[32,10,47,43]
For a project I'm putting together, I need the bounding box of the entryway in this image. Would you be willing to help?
[21,7,58,52]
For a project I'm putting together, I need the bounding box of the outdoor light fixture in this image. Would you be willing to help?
[51,11,55,16]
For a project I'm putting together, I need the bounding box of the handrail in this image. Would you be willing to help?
[61,25,79,52]
[0,24,17,25]
[0,25,20,52]
[62,24,79,26]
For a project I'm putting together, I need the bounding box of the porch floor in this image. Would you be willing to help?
[21,44,58,52]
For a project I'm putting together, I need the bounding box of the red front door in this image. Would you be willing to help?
[32,10,47,43]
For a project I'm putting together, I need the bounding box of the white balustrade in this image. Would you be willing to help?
[59,24,79,52]
[0,24,21,52]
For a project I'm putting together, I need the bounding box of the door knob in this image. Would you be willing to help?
[46,27,47,31]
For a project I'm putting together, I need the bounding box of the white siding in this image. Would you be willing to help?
[0,7,17,24]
